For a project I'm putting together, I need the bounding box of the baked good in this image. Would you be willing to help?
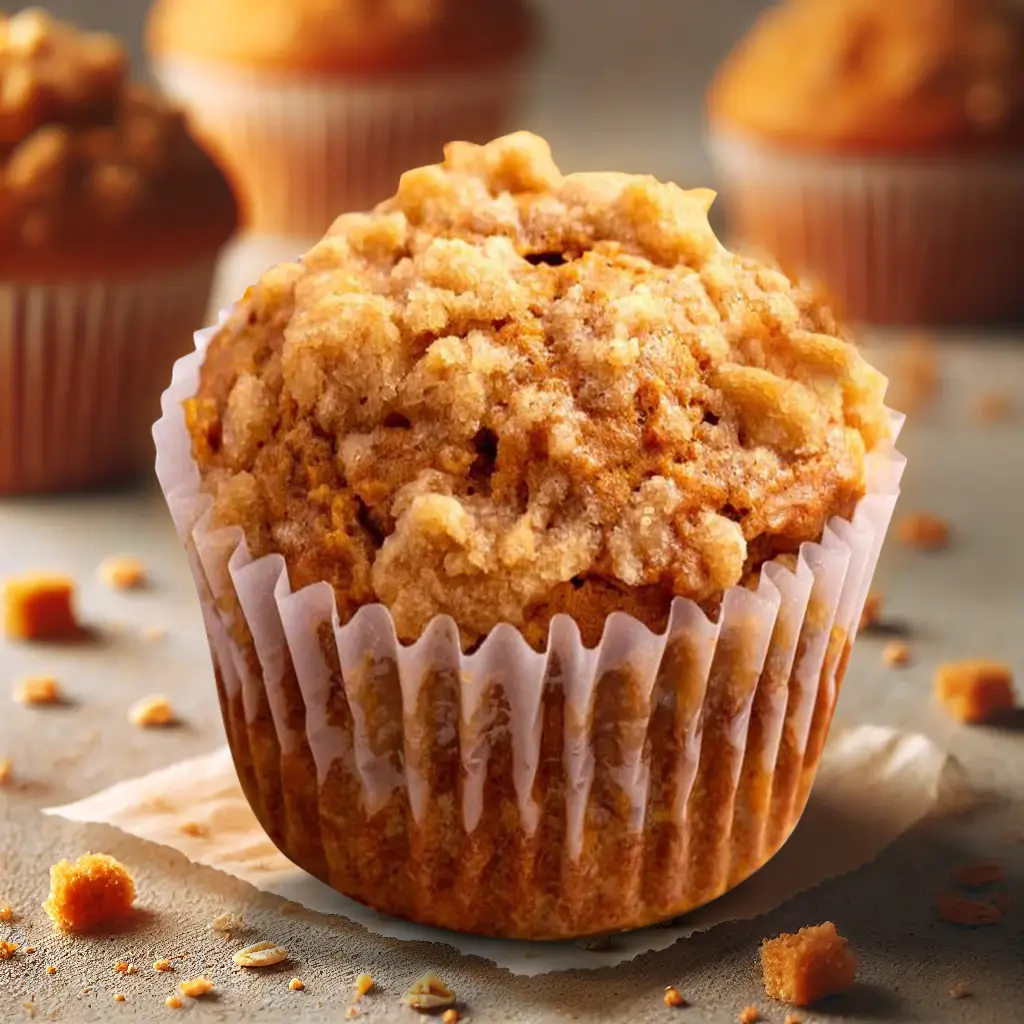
[147,0,535,239]
[707,0,1024,325]
[156,132,904,939]
[760,922,856,1006]
[0,8,237,493]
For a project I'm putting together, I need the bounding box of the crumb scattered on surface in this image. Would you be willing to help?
[2,574,78,640]
[0,905,13,922]
[289,977,305,991]
[972,391,1013,423]
[13,676,62,706]
[141,626,166,642]
[950,982,972,999]
[760,921,856,1006]
[178,977,214,998]
[0,940,18,959]
[936,893,1003,925]
[882,640,910,668]
[354,973,374,998]
[128,695,175,727]
[664,985,686,1008]
[954,862,1004,887]
[345,1009,358,1020]
[0,759,12,786]
[114,993,125,1003]
[738,1007,762,1024]
[401,973,456,1011]
[45,965,56,975]
[784,1016,802,1024]
[154,960,173,972]
[234,941,288,968]
[178,822,207,838]
[97,556,147,590]
[897,512,950,551]
[211,912,242,933]
[859,592,882,631]
[935,660,1016,723]
[165,995,182,1009]
[23,946,34,954]
[43,853,135,932]
[442,1010,460,1024]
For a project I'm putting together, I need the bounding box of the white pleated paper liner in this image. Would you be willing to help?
[154,319,904,939]
[708,128,1024,326]
[153,55,527,238]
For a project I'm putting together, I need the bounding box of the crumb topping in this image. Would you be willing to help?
[188,132,889,649]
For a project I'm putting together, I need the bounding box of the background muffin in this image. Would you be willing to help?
[0,7,237,494]
[146,0,536,241]
[707,0,1024,325]
[157,132,903,938]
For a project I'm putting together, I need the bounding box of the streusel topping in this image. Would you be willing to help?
[188,132,888,648]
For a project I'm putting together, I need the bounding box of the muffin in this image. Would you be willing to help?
[0,8,237,494]
[146,0,535,240]
[154,132,904,939]
[708,0,1024,325]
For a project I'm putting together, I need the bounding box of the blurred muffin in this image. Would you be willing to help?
[155,133,904,938]
[708,0,1024,325]
[0,8,237,494]
[147,0,536,239]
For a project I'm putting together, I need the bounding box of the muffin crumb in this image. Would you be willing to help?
[936,893,1003,925]
[141,626,166,642]
[129,695,175,728]
[760,922,856,1006]
[0,905,14,922]
[882,641,910,668]
[154,959,173,972]
[289,978,304,991]
[178,822,207,838]
[0,940,18,959]
[211,912,243,934]
[784,1016,802,1024]
[14,676,62,706]
[2,574,78,640]
[897,512,950,551]
[178,977,214,998]
[0,759,11,785]
[43,853,135,931]
[46,964,56,975]
[442,1011,460,1024]
[738,1007,762,1024]
[354,973,374,998]
[935,660,1016,723]
[114,993,126,1003]
[950,982,972,999]
[401,973,455,1011]
[664,985,686,1008]
[97,556,147,590]
[165,995,182,1009]
[954,862,1004,888]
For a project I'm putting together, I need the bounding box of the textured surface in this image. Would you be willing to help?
[0,334,1022,1021]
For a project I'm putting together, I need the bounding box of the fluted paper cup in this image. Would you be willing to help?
[154,320,904,940]
[153,56,528,238]
[0,257,216,495]
[709,129,1024,326]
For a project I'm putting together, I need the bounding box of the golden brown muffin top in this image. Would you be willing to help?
[147,0,534,75]
[709,0,1024,154]
[0,8,237,280]
[187,132,889,650]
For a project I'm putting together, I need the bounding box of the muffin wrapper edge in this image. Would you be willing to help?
[0,257,216,495]
[708,128,1024,325]
[154,322,905,940]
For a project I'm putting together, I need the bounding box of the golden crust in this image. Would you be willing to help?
[0,10,236,280]
[709,0,1024,154]
[146,0,534,75]
[188,132,888,649]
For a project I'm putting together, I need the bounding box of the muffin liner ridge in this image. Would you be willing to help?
[708,128,1024,326]
[154,321,905,940]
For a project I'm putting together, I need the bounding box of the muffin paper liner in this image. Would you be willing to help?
[153,57,527,238]
[154,321,904,940]
[708,129,1024,326]
[0,257,216,495]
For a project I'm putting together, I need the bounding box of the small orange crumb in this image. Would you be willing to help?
[0,940,18,959]
[46,965,56,975]
[936,893,1003,925]
[179,977,214,998]
[954,862,1004,887]
[950,982,972,999]
[129,695,175,728]
[354,973,374,998]
[935,660,1016,723]
[345,1008,358,1019]
[738,1007,762,1024]
[113,960,130,974]
[114,993,126,1003]
[154,960,173,972]
[972,391,1013,423]
[664,985,686,1008]
[14,676,62,706]
[897,512,950,551]
[859,592,882,631]
[24,946,35,954]
[784,1016,802,1024]
[2,573,78,640]
[760,922,856,1006]
[141,626,166,642]
[178,822,207,838]
[0,759,11,785]
[883,641,910,668]
[43,853,136,932]
[0,905,13,922]
[289,978,305,991]
[442,1011,460,1024]
[97,556,147,590]
[165,995,182,1009]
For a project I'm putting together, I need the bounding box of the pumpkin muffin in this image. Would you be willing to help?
[147,0,535,240]
[0,8,237,494]
[708,0,1024,325]
[156,132,904,939]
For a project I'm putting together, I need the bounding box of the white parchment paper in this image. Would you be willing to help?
[45,724,954,975]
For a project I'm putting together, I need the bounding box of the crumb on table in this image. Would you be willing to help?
[897,512,950,551]
[0,940,18,959]
[738,1006,763,1024]
[211,912,242,934]
[0,759,12,785]
[2,573,78,640]
[46,964,56,975]
[354,973,374,998]
[935,660,1016,723]
[165,995,182,1009]
[24,946,35,954]
[97,556,147,590]
[13,675,63,706]
[289,977,304,991]
[954,862,1004,887]
[0,905,13,922]
[401,973,455,1011]
[882,641,910,668]
[114,993,126,1003]
[760,921,856,1006]
[178,822,207,839]
[950,982,972,999]
[784,1016,802,1024]
[154,959,173,972]
[128,695,175,728]
[859,592,882,631]
[442,1010,460,1024]
[664,985,686,1008]
[178,977,214,998]
[43,853,136,932]
[936,893,1003,925]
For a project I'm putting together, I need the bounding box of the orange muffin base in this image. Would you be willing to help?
[709,130,1024,327]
